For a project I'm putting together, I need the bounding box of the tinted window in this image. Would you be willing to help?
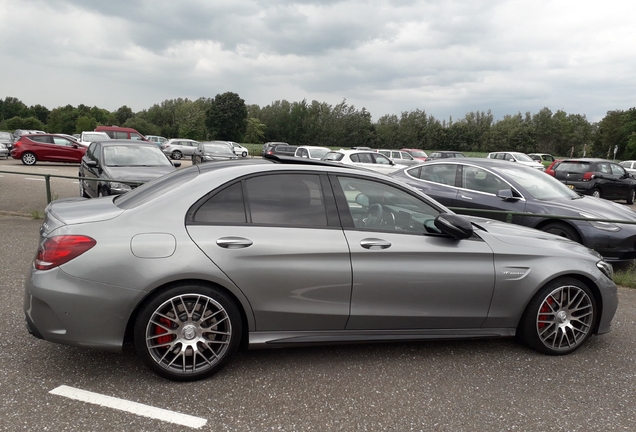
[417,164,457,185]
[194,182,246,223]
[246,174,327,226]
[31,135,51,143]
[463,166,508,195]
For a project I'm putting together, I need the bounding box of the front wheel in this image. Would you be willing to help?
[540,222,581,243]
[627,189,635,205]
[517,278,596,355]
[134,284,242,381]
[241,151,247,157]
[21,152,37,166]
[171,150,182,160]
[79,176,89,198]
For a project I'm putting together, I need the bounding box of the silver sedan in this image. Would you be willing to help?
[24,157,618,381]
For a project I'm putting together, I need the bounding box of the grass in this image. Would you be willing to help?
[30,210,43,219]
[613,261,636,288]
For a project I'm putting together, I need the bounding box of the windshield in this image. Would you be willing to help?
[103,145,172,167]
[322,152,344,161]
[309,148,330,158]
[500,165,579,200]
[203,144,235,155]
[514,153,535,162]
[408,150,427,157]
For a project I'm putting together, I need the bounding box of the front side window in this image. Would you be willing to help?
[373,154,392,165]
[337,176,440,234]
[463,166,508,195]
[610,164,627,176]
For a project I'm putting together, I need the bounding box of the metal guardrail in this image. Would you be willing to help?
[0,169,144,204]
[2,168,636,226]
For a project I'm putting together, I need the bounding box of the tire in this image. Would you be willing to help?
[171,150,182,160]
[518,277,596,355]
[21,152,37,166]
[241,151,247,157]
[540,222,581,243]
[627,189,635,205]
[134,283,242,381]
[79,176,89,198]
[591,188,601,199]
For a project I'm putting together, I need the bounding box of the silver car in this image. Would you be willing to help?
[24,158,618,381]
[0,142,8,158]
[161,138,200,160]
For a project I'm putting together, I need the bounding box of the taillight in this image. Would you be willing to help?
[34,235,96,270]
[582,172,595,181]
[546,170,555,176]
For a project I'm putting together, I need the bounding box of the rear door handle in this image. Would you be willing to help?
[360,238,391,250]
[216,237,253,249]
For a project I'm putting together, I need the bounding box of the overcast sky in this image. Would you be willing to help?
[1,0,634,122]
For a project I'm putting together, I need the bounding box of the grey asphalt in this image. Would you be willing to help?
[1,158,636,431]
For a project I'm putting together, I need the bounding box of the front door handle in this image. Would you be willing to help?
[360,238,391,250]
[460,195,473,200]
[216,237,253,249]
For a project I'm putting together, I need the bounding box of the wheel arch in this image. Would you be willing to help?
[123,278,251,350]
[534,219,583,243]
[515,273,604,335]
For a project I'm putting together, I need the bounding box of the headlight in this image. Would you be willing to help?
[110,182,132,191]
[579,211,620,232]
[597,260,614,280]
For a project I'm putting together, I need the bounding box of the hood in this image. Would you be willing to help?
[103,165,176,182]
[467,216,600,259]
[528,195,636,222]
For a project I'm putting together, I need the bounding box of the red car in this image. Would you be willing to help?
[10,134,86,165]
[544,159,563,176]
[401,148,428,161]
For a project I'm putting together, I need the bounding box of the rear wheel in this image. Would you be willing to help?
[518,278,596,355]
[134,284,242,381]
[627,189,635,205]
[21,152,37,166]
[540,222,581,243]
[171,150,182,160]
[591,188,601,199]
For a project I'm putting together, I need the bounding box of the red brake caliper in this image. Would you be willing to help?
[538,298,554,329]
[155,317,174,345]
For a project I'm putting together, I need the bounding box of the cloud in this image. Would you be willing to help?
[1,0,635,122]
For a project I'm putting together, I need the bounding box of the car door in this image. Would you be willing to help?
[51,136,83,162]
[609,163,633,199]
[28,135,56,160]
[331,174,495,330]
[81,142,102,197]
[186,172,353,331]
[399,164,460,207]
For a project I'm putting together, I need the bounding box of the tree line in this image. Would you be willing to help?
[1,94,636,159]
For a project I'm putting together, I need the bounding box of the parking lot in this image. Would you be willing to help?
[2,157,636,430]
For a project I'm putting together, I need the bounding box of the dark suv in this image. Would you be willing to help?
[261,142,289,155]
[553,158,636,204]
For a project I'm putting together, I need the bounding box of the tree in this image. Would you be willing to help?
[76,116,97,133]
[205,92,247,141]
[244,117,266,143]
[4,116,46,131]
[114,105,134,125]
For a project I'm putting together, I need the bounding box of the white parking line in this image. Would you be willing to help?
[49,385,207,429]
[25,177,45,181]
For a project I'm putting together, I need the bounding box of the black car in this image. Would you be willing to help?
[425,151,465,161]
[267,144,298,157]
[391,158,636,261]
[79,140,180,197]
[261,141,289,156]
[552,158,636,204]
[192,141,239,165]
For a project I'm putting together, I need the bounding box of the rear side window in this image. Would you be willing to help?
[246,174,327,226]
[194,183,246,223]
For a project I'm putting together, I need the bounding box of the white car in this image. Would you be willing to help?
[227,142,249,157]
[377,149,419,166]
[487,151,545,171]
[78,131,111,147]
[619,160,636,176]
[322,149,406,174]
[295,146,331,160]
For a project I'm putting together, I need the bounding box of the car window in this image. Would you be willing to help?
[52,137,72,146]
[323,152,344,161]
[597,163,611,174]
[610,164,626,176]
[30,135,51,144]
[373,154,392,165]
[351,153,374,164]
[130,133,144,141]
[193,182,246,223]
[400,152,414,160]
[462,166,508,195]
[336,176,441,234]
[411,164,458,185]
[245,174,328,226]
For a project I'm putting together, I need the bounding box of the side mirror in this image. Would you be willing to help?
[434,213,473,240]
[496,189,520,201]
[86,160,98,168]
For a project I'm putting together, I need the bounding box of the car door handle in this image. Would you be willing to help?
[216,237,253,249]
[360,238,391,250]
[460,195,473,200]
